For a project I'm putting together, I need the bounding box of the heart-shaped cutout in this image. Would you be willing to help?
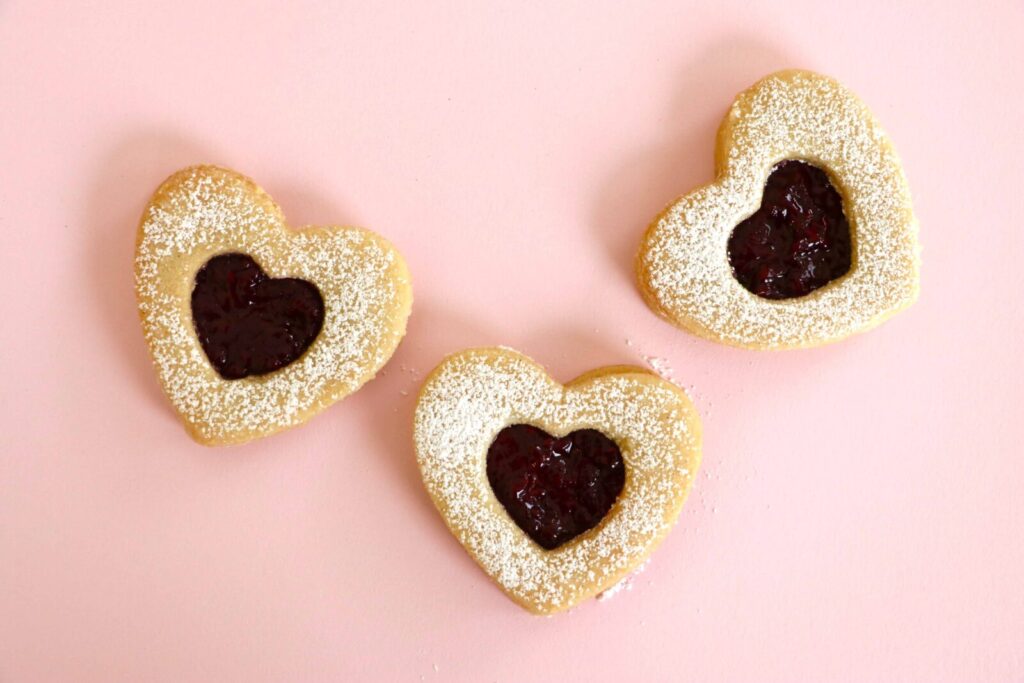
[191,253,325,379]
[135,165,412,445]
[637,69,920,349]
[414,347,702,614]
[727,159,852,300]
[487,424,626,550]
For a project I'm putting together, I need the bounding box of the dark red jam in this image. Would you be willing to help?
[727,160,852,299]
[486,424,626,550]
[190,253,325,380]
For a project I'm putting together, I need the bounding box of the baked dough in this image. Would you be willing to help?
[135,165,412,446]
[637,69,920,349]
[413,347,702,614]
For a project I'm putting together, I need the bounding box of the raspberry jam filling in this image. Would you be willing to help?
[727,160,852,300]
[486,424,626,550]
[191,253,325,380]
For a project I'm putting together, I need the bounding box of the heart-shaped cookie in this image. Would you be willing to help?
[637,69,920,349]
[414,347,701,614]
[135,165,412,445]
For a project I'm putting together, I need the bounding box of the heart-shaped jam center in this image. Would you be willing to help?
[486,424,626,550]
[191,253,325,380]
[727,160,852,300]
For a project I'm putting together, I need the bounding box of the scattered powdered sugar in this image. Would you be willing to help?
[638,70,920,349]
[596,560,649,602]
[643,355,674,382]
[399,363,422,380]
[135,166,412,444]
[596,578,629,602]
[413,348,701,614]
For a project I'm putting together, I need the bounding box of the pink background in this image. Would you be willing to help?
[2,1,1022,681]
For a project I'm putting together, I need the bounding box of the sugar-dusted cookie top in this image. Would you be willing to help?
[637,69,920,349]
[135,165,412,445]
[414,347,701,614]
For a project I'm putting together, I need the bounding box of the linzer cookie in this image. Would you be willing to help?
[135,165,412,445]
[637,69,920,349]
[413,347,701,614]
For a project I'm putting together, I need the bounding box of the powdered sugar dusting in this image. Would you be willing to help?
[597,560,649,602]
[413,348,701,614]
[638,70,920,349]
[135,166,412,445]
[643,355,675,382]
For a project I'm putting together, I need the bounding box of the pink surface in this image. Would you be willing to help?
[1,2,1022,681]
